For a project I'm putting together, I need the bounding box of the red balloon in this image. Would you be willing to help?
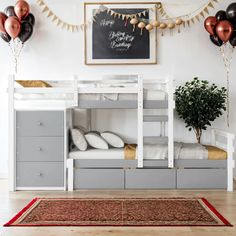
[14,0,30,20]
[216,20,233,43]
[0,12,7,33]
[4,16,21,39]
[204,16,218,35]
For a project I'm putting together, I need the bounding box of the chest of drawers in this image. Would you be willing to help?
[15,111,65,190]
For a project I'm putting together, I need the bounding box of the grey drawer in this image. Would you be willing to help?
[16,111,64,137]
[75,169,124,189]
[177,169,227,189]
[16,137,64,162]
[125,169,176,189]
[16,162,64,187]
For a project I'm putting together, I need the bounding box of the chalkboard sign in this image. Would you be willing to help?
[92,9,150,60]
[84,2,157,65]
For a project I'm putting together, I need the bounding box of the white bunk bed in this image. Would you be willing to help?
[8,74,235,192]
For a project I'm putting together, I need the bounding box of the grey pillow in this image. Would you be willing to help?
[85,132,109,149]
[71,128,88,151]
[101,131,124,148]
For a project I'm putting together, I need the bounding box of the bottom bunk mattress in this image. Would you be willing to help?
[69,143,227,160]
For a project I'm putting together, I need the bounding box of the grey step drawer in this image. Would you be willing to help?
[16,137,64,162]
[125,169,176,189]
[16,111,64,137]
[177,169,227,189]
[16,162,64,188]
[75,169,124,189]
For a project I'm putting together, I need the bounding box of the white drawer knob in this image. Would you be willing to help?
[37,121,43,126]
[38,172,43,177]
[38,147,43,151]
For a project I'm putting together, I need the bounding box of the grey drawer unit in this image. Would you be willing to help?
[75,169,124,189]
[16,137,64,162]
[16,162,64,187]
[177,169,227,189]
[16,111,64,137]
[125,169,176,189]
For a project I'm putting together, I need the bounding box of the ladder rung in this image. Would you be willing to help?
[143,115,168,122]
[144,136,168,143]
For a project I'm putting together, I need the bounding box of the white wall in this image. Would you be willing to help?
[0,0,236,177]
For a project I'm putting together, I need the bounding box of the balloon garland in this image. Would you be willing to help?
[204,2,236,127]
[0,1,35,73]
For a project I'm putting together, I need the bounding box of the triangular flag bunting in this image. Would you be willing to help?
[208,2,214,8]
[195,15,200,22]
[187,20,190,27]
[200,11,205,18]
[191,18,195,24]
[47,11,53,18]
[57,19,62,26]
[204,7,209,14]
[183,21,186,28]
[52,15,57,22]
[42,6,49,13]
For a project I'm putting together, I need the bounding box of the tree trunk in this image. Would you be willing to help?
[195,128,202,144]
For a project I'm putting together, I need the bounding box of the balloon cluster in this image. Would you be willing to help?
[0,0,35,44]
[204,2,236,47]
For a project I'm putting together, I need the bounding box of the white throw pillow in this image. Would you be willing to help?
[85,133,109,149]
[71,128,88,151]
[101,131,124,148]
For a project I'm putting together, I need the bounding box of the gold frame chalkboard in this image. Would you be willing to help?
[84,2,160,65]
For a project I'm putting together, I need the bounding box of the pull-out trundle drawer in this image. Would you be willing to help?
[125,169,176,189]
[177,169,227,189]
[74,169,124,189]
[16,162,64,188]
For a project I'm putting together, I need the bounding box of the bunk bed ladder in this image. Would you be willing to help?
[137,75,143,168]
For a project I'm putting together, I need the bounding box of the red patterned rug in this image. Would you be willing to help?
[4,198,232,227]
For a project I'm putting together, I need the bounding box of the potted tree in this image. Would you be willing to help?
[175,78,227,143]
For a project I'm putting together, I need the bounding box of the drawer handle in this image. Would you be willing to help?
[37,121,43,126]
[37,147,43,151]
[38,172,43,177]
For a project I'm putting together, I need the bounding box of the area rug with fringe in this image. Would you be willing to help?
[4,198,232,227]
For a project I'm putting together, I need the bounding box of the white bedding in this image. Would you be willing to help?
[69,142,208,160]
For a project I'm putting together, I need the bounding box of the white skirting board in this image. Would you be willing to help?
[0,172,8,179]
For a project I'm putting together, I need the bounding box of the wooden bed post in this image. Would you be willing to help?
[167,76,174,168]
[8,74,15,191]
[137,74,143,168]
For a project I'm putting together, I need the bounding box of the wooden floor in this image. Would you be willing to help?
[0,179,236,236]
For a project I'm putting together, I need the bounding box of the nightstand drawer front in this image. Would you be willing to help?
[16,111,64,137]
[16,162,64,187]
[16,137,64,162]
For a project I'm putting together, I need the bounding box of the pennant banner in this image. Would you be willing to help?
[36,0,220,32]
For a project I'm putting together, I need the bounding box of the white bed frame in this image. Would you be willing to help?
[7,74,235,191]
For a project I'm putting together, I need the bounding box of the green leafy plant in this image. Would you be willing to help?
[175,78,227,143]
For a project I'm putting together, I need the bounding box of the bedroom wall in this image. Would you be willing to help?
[0,0,236,178]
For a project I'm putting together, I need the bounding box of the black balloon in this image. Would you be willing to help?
[0,32,11,43]
[24,13,35,26]
[215,10,227,21]
[210,35,223,47]
[226,2,236,24]
[4,6,16,17]
[18,22,33,43]
[229,31,236,47]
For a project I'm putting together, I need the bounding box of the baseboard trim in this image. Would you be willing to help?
[0,172,8,179]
